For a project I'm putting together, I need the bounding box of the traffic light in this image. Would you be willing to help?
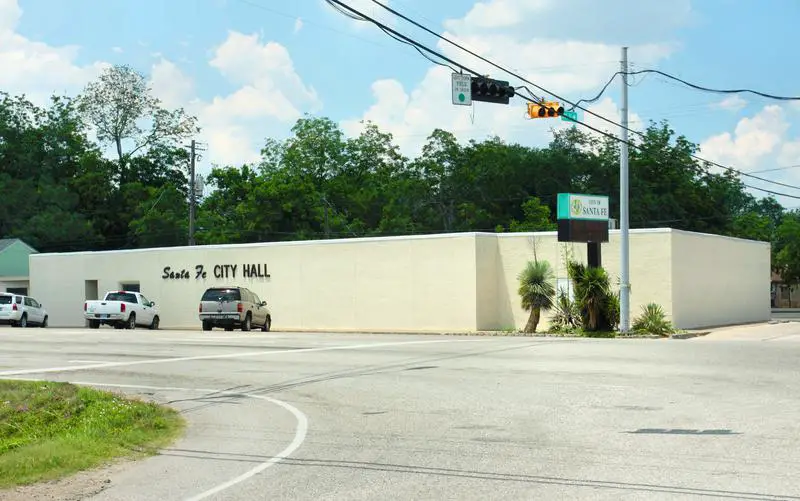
[470,77,515,104]
[527,101,565,119]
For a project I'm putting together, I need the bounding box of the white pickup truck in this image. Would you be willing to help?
[84,290,160,330]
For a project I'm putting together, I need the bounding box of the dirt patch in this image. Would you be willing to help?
[0,459,133,501]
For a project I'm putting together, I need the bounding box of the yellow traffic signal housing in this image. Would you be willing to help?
[527,101,565,119]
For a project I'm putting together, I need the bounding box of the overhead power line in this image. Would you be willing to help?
[327,0,800,198]
[627,69,800,101]
[323,0,483,78]
[573,69,800,110]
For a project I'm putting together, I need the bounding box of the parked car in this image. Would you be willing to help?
[84,290,160,330]
[199,286,271,332]
[0,292,48,328]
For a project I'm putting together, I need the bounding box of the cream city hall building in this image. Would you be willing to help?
[28,228,770,332]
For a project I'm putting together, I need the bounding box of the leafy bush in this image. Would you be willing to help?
[632,303,674,336]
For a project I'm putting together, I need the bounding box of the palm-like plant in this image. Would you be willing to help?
[568,261,614,331]
[518,260,556,333]
[632,303,673,336]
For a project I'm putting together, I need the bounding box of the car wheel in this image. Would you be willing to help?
[202,321,213,331]
[242,313,251,332]
[41,316,48,328]
[262,316,271,332]
[89,320,100,329]
[127,314,136,330]
[149,316,159,330]
[19,314,27,328]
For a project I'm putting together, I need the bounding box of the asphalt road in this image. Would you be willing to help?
[1,326,799,501]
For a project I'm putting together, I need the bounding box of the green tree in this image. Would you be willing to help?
[0,93,105,250]
[517,260,556,333]
[128,184,189,248]
[78,64,198,182]
[508,197,557,232]
[775,212,800,284]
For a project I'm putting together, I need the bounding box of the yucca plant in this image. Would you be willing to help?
[568,261,613,331]
[632,303,673,336]
[517,260,556,333]
[550,290,580,331]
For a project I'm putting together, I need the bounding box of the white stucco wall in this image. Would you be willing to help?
[28,228,770,332]
[29,234,479,331]
[489,229,674,331]
[670,229,770,329]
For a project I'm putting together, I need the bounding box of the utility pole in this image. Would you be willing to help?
[186,140,206,247]
[619,46,631,333]
[325,205,330,239]
[189,139,196,246]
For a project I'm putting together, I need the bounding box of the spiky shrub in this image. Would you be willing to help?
[517,260,556,333]
[549,290,581,332]
[632,303,673,336]
[567,261,618,332]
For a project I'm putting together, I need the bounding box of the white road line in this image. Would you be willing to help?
[0,338,485,377]
[160,336,278,342]
[69,360,112,364]
[5,379,309,501]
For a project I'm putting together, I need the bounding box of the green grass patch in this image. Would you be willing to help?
[0,379,185,489]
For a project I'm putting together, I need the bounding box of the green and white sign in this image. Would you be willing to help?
[451,72,472,106]
[557,193,610,221]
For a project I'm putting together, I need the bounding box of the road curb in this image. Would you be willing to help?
[670,331,711,340]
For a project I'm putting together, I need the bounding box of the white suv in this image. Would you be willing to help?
[0,293,49,328]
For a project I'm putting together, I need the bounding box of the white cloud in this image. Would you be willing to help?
[446,0,692,44]
[209,31,319,109]
[0,0,107,105]
[699,105,789,171]
[342,65,550,155]
[150,58,195,109]
[0,0,21,32]
[150,31,322,170]
[712,95,747,112]
[1,0,320,173]
[778,140,800,168]
[112,46,123,54]
[343,0,676,155]
[294,18,303,33]
[323,0,396,29]
[696,105,800,207]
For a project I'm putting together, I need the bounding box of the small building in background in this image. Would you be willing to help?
[0,238,38,295]
[771,271,800,308]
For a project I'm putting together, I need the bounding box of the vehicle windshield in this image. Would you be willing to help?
[0,295,12,305]
[202,289,241,302]
[105,292,137,303]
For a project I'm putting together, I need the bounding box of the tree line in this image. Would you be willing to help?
[1,64,799,283]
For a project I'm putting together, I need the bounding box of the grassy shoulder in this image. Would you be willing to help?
[0,379,185,489]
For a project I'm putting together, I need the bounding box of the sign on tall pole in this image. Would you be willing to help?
[619,46,631,333]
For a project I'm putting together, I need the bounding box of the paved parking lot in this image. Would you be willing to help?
[1,326,799,500]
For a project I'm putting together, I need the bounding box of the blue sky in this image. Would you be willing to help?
[3,0,800,206]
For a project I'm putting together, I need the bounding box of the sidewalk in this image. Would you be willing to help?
[697,320,800,342]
